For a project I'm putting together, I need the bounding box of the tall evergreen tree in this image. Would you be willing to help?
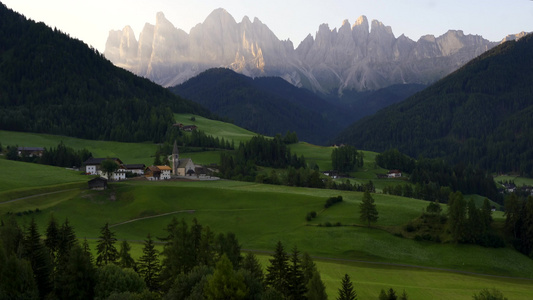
[55,244,96,300]
[448,191,467,243]
[301,252,317,286]
[23,218,52,299]
[241,252,264,283]
[205,254,248,300]
[287,246,306,299]
[44,215,60,262]
[118,240,136,270]
[265,241,290,297]
[337,274,356,300]
[138,234,161,292]
[306,271,328,300]
[96,223,119,266]
[359,191,378,227]
[0,243,39,300]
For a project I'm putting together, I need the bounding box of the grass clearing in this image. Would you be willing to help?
[174,113,257,144]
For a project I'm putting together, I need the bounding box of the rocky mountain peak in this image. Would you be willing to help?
[104,9,503,93]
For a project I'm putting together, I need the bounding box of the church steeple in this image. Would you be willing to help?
[172,140,179,175]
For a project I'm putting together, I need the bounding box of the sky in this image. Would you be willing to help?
[3,0,533,53]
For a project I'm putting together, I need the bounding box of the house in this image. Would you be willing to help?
[157,165,172,180]
[88,177,107,190]
[387,170,402,178]
[83,157,126,181]
[182,125,198,132]
[17,147,45,157]
[122,164,146,175]
[145,166,161,181]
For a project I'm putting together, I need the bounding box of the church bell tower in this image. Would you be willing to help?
[172,140,179,175]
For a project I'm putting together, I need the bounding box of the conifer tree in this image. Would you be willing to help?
[242,252,264,283]
[301,252,317,286]
[306,271,327,300]
[96,222,119,266]
[118,240,136,270]
[337,274,356,300]
[359,191,378,227]
[265,241,290,297]
[205,254,247,300]
[287,246,306,299]
[138,234,161,291]
[23,217,52,298]
[44,215,60,262]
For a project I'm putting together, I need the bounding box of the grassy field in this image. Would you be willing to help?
[174,113,257,145]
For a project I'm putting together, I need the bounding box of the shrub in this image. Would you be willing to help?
[324,196,343,208]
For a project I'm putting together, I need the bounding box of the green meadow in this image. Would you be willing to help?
[2,121,533,299]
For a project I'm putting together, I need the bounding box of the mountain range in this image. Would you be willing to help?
[104,8,525,95]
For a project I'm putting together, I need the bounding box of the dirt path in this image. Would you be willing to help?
[109,210,196,228]
[0,189,78,204]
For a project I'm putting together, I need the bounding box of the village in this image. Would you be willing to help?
[85,141,219,190]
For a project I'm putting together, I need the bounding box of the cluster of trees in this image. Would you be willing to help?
[331,146,364,173]
[218,135,307,182]
[0,4,213,143]
[163,128,235,152]
[1,216,394,299]
[407,193,504,247]
[446,192,503,247]
[504,194,533,257]
[4,142,92,168]
[377,149,502,204]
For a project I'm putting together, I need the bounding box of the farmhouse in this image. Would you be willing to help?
[17,147,45,157]
[388,170,402,178]
[83,157,126,181]
[157,165,172,180]
[88,177,108,190]
[121,164,146,175]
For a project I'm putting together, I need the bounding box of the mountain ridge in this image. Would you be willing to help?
[104,9,520,94]
[332,33,533,174]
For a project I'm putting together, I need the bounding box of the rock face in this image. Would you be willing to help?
[105,9,501,93]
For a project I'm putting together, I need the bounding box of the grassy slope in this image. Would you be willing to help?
[174,113,257,145]
[2,178,533,299]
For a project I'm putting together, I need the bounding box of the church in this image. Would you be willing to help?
[172,140,195,176]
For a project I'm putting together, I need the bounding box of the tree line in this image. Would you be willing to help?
[4,142,92,168]
[377,149,503,204]
[0,216,419,299]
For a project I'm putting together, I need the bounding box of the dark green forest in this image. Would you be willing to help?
[0,4,213,143]
[169,68,350,145]
[334,33,533,175]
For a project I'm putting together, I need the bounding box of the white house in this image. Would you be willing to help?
[387,170,402,178]
[84,157,126,181]
[157,165,172,180]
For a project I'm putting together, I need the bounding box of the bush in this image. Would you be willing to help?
[324,196,343,208]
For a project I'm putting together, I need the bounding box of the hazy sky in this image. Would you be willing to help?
[3,0,532,52]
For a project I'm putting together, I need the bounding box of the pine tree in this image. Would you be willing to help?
[23,217,52,298]
[265,241,290,297]
[359,191,378,227]
[241,252,264,283]
[138,234,161,291]
[301,252,317,286]
[96,222,119,266]
[337,274,356,300]
[287,246,307,299]
[205,254,247,300]
[448,191,467,243]
[44,215,60,262]
[306,271,328,300]
[118,240,136,269]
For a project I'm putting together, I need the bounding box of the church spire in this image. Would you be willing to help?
[172,140,179,175]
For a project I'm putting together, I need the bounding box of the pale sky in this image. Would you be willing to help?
[3,0,532,53]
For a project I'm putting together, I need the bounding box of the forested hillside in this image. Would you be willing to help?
[334,33,533,175]
[0,4,213,142]
[169,68,351,145]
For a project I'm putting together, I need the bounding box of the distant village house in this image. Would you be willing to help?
[88,177,108,190]
[17,147,45,157]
